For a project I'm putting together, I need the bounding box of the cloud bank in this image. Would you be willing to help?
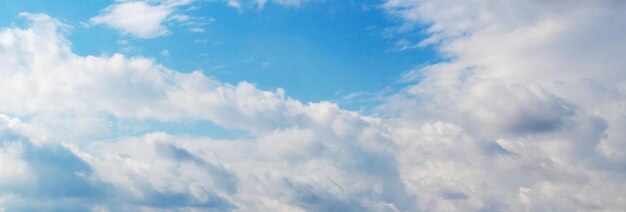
[1,0,626,211]
[380,0,626,210]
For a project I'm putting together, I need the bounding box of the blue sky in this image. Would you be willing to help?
[0,0,436,106]
[1,0,626,211]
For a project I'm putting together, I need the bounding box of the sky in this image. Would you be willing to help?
[0,0,626,211]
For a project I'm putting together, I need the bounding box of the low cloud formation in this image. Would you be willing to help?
[1,0,626,210]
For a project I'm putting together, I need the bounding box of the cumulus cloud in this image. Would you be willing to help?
[0,13,413,210]
[2,0,626,210]
[0,115,109,211]
[2,13,310,137]
[380,0,626,210]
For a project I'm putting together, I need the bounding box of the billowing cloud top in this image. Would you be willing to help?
[1,0,626,211]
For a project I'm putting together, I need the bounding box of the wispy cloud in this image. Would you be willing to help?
[90,0,197,38]
[227,0,308,9]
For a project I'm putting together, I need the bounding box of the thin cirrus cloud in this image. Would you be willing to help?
[228,0,308,9]
[1,0,626,211]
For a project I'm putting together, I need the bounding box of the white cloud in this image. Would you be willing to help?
[380,0,626,210]
[189,27,205,33]
[227,0,242,9]
[2,0,626,210]
[0,13,413,210]
[90,0,306,38]
[90,0,196,38]
[81,124,410,210]
[91,1,172,38]
[227,0,308,9]
[1,13,310,136]
[257,0,307,7]
[160,49,170,56]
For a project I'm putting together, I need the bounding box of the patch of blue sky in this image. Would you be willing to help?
[170,0,440,108]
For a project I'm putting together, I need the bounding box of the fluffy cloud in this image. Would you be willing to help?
[2,0,626,210]
[2,13,308,138]
[383,0,626,158]
[90,0,194,38]
[381,0,626,210]
[0,115,108,211]
[0,13,412,211]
